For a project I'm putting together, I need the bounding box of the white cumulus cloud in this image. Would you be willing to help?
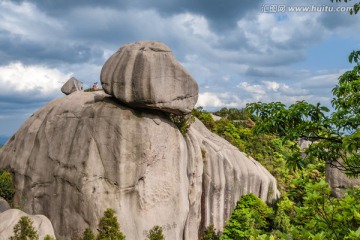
[0,62,70,99]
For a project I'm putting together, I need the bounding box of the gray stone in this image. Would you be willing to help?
[210,113,221,121]
[100,41,198,114]
[298,139,360,197]
[326,162,360,198]
[0,91,279,239]
[0,209,56,239]
[61,77,83,95]
[0,197,10,213]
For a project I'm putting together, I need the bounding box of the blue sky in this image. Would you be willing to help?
[0,0,359,136]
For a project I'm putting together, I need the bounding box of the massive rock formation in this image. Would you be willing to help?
[100,41,198,114]
[0,41,279,239]
[0,209,56,239]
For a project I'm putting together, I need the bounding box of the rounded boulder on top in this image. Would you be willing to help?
[100,41,199,115]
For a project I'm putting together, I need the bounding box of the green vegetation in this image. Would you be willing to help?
[190,30,360,238]
[246,51,360,177]
[168,113,195,135]
[82,228,95,240]
[43,235,55,240]
[97,208,125,240]
[201,225,220,240]
[0,168,15,203]
[146,225,165,240]
[221,193,273,239]
[10,216,39,240]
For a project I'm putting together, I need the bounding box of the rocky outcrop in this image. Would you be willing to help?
[298,139,360,197]
[0,197,10,213]
[326,162,360,198]
[61,77,83,95]
[100,41,198,114]
[0,91,279,239]
[0,209,56,239]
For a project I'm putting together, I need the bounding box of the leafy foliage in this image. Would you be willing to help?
[43,235,55,240]
[193,107,294,191]
[82,228,95,240]
[10,216,39,240]
[0,169,15,203]
[201,225,220,240]
[246,54,360,177]
[169,113,195,135]
[293,181,360,239]
[221,193,273,239]
[97,208,125,240]
[145,225,165,240]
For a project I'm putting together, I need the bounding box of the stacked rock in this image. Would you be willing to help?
[100,41,199,115]
[61,77,83,95]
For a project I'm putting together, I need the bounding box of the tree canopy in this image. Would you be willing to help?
[246,53,360,177]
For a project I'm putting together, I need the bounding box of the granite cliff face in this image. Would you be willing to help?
[0,41,279,239]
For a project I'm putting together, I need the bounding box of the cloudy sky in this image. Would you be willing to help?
[0,0,359,136]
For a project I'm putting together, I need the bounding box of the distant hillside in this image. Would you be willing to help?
[0,135,9,146]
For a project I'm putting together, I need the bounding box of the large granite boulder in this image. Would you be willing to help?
[0,197,10,213]
[100,41,198,114]
[61,77,83,95]
[0,91,279,239]
[0,209,56,239]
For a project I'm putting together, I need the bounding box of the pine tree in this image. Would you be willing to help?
[10,216,39,240]
[97,208,125,240]
[82,228,95,240]
[201,225,220,240]
[146,225,165,240]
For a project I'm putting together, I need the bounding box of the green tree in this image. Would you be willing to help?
[10,216,39,240]
[82,228,95,240]
[246,53,360,177]
[192,107,216,130]
[97,208,125,240]
[0,169,15,202]
[201,225,220,240]
[294,180,360,239]
[221,193,273,239]
[145,225,165,240]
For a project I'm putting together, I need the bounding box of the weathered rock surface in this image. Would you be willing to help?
[0,197,10,213]
[0,91,279,239]
[298,139,360,197]
[0,209,56,239]
[326,162,360,197]
[100,41,198,114]
[61,77,83,95]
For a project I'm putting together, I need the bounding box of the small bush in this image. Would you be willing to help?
[0,169,15,203]
[146,225,165,240]
[43,235,55,240]
[169,114,195,135]
[201,224,220,240]
[82,228,95,240]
